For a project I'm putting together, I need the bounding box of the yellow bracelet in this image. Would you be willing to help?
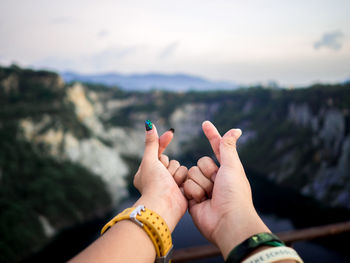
[101,205,173,263]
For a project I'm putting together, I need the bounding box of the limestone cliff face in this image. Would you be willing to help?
[273,103,350,208]
[11,69,350,211]
[20,83,132,204]
[1,73,19,93]
[167,103,218,155]
[63,134,128,203]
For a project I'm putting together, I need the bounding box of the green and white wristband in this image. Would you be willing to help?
[242,246,303,263]
[225,232,284,263]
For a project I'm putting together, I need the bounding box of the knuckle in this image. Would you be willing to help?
[145,135,157,144]
[183,179,190,189]
[161,154,169,160]
[179,165,188,173]
[174,174,184,185]
[187,172,195,181]
[160,154,169,163]
[188,166,197,175]
[175,166,187,178]
[174,167,188,184]
[197,156,211,167]
[188,166,199,179]
[193,188,204,202]
[170,160,180,167]
[183,180,192,198]
[222,137,236,148]
[197,157,218,176]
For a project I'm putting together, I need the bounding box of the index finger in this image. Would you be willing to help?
[202,121,222,163]
[158,129,174,157]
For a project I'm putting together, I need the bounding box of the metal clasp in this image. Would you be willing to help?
[155,245,174,263]
[130,205,146,227]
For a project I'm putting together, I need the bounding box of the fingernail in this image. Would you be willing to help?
[145,120,153,131]
[169,128,175,133]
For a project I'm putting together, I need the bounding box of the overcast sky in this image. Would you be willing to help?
[0,0,349,86]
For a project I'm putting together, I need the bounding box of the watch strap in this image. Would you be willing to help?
[101,205,173,262]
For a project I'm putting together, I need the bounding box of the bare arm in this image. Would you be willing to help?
[184,121,299,262]
[70,123,187,263]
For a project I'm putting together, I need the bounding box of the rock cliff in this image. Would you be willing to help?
[1,65,350,262]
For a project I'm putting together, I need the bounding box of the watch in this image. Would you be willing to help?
[101,205,173,263]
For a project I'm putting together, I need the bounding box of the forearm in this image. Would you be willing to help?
[69,196,161,263]
[214,210,270,260]
[69,192,182,263]
[214,211,298,263]
[69,219,156,263]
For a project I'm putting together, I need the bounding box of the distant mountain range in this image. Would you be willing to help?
[61,72,238,91]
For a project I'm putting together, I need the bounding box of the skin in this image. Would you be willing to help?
[70,125,187,263]
[184,121,295,262]
[70,121,298,263]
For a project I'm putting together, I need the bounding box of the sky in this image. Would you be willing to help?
[0,0,349,86]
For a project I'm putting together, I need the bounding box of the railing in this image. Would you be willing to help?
[172,221,350,262]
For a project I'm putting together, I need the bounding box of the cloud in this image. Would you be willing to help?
[90,46,142,69]
[314,31,344,51]
[0,55,14,66]
[32,56,78,71]
[50,16,75,25]
[158,41,180,59]
[31,45,145,73]
[92,46,137,61]
[97,30,109,38]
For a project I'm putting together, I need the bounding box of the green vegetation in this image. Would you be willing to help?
[1,64,350,262]
[0,65,91,139]
[97,82,350,196]
[0,123,111,262]
[0,66,111,262]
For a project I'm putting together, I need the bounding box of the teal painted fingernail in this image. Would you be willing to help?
[145,120,153,131]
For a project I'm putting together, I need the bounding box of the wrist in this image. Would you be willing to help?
[134,189,184,232]
[213,210,271,260]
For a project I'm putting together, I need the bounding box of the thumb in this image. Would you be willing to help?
[219,128,242,168]
[143,120,159,161]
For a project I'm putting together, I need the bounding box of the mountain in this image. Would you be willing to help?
[61,71,238,91]
[1,65,350,262]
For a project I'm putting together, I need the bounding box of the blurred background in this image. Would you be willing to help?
[0,0,350,262]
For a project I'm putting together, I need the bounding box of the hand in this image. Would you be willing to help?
[135,129,188,190]
[184,121,270,259]
[69,123,187,263]
[133,122,188,232]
